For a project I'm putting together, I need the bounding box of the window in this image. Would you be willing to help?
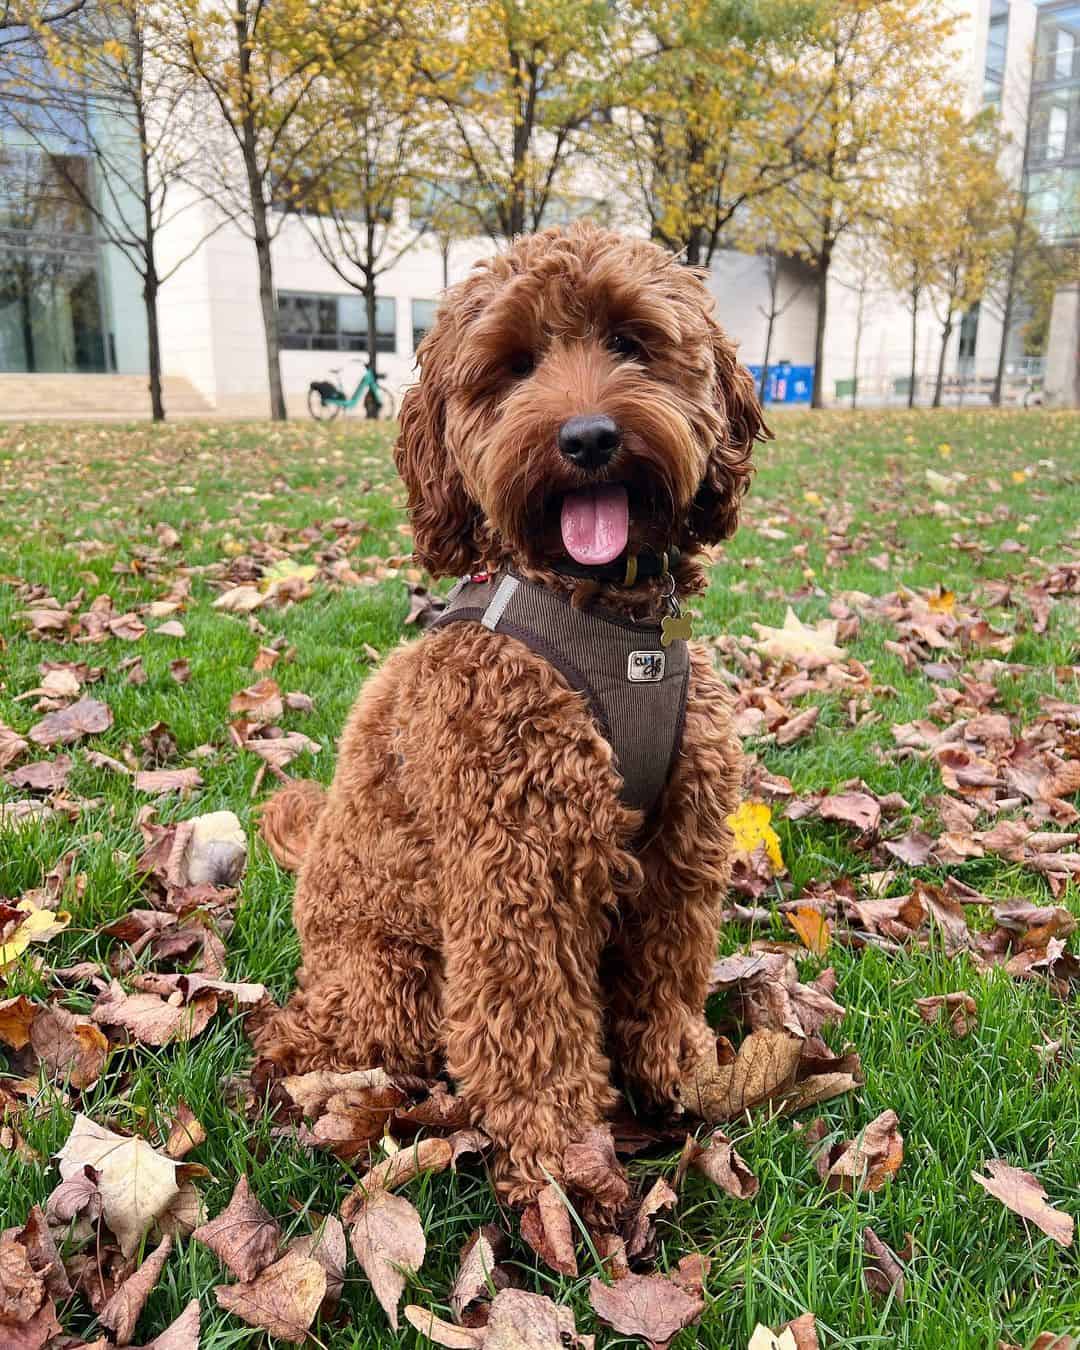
[1026,164,1080,243]
[411,298,436,352]
[277,291,396,353]
[1030,87,1080,162]
[983,5,1008,108]
[1035,3,1080,85]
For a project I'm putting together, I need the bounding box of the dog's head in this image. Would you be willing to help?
[395,223,766,578]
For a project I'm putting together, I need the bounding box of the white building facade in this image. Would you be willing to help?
[2,0,1074,411]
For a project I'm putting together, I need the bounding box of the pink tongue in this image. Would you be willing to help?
[560,484,629,565]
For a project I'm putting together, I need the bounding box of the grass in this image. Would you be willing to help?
[1,408,1079,1349]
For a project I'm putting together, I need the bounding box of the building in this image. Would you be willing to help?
[0,0,1075,413]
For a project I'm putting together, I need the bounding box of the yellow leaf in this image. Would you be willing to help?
[786,905,831,956]
[927,587,955,614]
[803,491,823,506]
[0,898,71,970]
[260,561,317,592]
[937,443,952,456]
[728,801,783,873]
[1011,470,1027,484]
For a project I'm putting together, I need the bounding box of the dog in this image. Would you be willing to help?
[255,222,767,1201]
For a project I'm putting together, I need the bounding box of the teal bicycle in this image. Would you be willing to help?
[308,359,397,421]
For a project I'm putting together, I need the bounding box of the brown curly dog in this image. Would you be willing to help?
[254,223,767,1200]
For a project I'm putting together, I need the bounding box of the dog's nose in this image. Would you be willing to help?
[558,414,621,470]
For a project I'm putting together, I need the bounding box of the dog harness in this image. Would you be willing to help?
[429,570,690,815]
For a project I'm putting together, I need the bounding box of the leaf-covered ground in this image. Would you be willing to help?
[1,410,1079,1350]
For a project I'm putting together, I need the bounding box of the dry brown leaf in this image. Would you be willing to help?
[589,1267,705,1349]
[129,1296,200,1350]
[450,1226,507,1324]
[751,610,847,668]
[406,1287,589,1349]
[348,1187,426,1330]
[809,1110,903,1194]
[680,1130,759,1199]
[229,678,283,722]
[91,981,218,1046]
[682,1029,803,1122]
[520,1183,577,1277]
[289,1217,347,1313]
[132,768,202,794]
[99,1235,172,1345]
[27,697,112,747]
[817,791,881,833]
[972,1160,1074,1246]
[0,722,29,770]
[562,1126,631,1211]
[624,1176,678,1260]
[5,756,72,793]
[192,1176,280,1282]
[0,995,37,1050]
[164,1103,206,1160]
[915,993,978,1038]
[215,1248,327,1343]
[862,1226,905,1302]
[30,1006,110,1089]
[341,1137,453,1221]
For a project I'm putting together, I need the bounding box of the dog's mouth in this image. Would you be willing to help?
[558,483,629,566]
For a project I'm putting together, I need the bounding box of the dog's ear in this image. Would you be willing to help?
[685,325,768,545]
[395,312,480,578]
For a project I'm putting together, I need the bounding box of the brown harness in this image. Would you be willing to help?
[429,570,690,815]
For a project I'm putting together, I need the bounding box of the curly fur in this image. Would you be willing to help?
[253,223,767,1200]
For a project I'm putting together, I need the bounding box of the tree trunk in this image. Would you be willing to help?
[851,281,865,410]
[683,224,703,269]
[811,251,831,409]
[364,269,378,418]
[992,245,1020,407]
[908,284,919,409]
[440,237,450,291]
[759,254,778,402]
[933,307,953,409]
[143,272,165,421]
[18,265,36,371]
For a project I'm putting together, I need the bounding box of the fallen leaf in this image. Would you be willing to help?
[817,791,881,834]
[728,801,784,872]
[0,995,37,1050]
[680,1129,759,1199]
[5,756,72,793]
[0,722,29,770]
[862,1226,905,1302]
[972,1160,1074,1246]
[520,1183,577,1276]
[27,697,112,747]
[589,1267,705,1349]
[132,1296,200,1350]
[30,1006,110,1088]
[751,609,847,669]
[192,1176,279,1282]
[450,1226,506,1324]
[229,678,283,722]
[915,993,978,1037]
[562,1126,631,1211]
[213,586,264,614]
[808,1111,903,1193]
[132,768,202,794]
[407,1287,588,1349]
[99,1235,172,1344]
[341,1137,454,1220]
[786,905,831,956]
[90,981,218,1046]
[682,1029,802,1122]
[55,1114,183,1257]
[349,1188,425,1329]
[164,1103,206,1160]
[215,1247,327,1343]
[1,899,71,971]
[289,1217,347,1313]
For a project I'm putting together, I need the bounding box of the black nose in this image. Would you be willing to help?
[558,414,621,469]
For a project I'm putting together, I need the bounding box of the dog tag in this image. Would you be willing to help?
[660,612,692,647]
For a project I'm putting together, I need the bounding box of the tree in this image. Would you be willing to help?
[755,248,807,401]
[759,0,961,407]
[1,0,87,56]
[161,0,397,419]
[291,30,431,405]
[413,0,612,240]
[609,0,814,268]
[8,0,215,418]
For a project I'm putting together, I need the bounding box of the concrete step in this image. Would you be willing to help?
[0,374,213,418]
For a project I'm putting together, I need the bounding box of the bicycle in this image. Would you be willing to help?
[308,358,397,421]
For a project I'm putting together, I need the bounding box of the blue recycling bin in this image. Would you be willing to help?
[745,363,814,405]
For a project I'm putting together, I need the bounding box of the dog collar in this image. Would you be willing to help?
[548,545,680,587]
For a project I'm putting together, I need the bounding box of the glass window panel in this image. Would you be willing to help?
[339,294,365,334]
[1035,4,1080,83]
[412,298,436,351]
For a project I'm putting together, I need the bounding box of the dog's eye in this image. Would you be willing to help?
[507,351,535,378]
[608,333,643,361]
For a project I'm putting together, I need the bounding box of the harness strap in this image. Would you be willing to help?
[429,570,690,816]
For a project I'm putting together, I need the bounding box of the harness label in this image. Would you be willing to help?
[627,650,666,683]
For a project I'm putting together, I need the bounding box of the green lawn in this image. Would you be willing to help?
[1,409,1079,1350]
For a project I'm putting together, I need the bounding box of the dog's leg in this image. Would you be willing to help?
[605,647,742,1110]
[435,734,632,1202]
[253,934,443,1076]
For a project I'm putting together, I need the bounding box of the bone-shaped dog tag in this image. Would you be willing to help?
[660,612,692,648]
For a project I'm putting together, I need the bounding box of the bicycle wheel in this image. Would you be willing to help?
[308,387,343,422]
[377,384,397,419]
